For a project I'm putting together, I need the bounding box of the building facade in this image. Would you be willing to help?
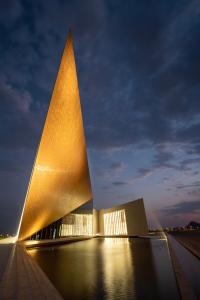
[30,198,148,239]
[18,32,148,241]
[17,31,93,241]
[96,198,148,236]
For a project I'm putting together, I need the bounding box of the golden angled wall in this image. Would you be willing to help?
[18,32,92,241]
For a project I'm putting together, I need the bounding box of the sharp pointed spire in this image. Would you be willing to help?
[18,31,92,241]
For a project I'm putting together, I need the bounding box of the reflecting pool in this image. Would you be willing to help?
[28,237,179,300]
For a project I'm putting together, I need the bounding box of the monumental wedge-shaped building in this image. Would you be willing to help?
[18,32,148,241]
[18,32,93,241]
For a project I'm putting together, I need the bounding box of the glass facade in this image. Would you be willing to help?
[28,199,148,240]
[103,209,128,235]
[60,200,93,236]
[30,200,93,240]
[60,214,93,236]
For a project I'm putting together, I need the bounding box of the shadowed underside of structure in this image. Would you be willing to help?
[18,32,92,241]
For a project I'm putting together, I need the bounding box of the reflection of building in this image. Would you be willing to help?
[17,32,148,241]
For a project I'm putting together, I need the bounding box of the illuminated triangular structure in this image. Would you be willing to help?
[18,32,92,240]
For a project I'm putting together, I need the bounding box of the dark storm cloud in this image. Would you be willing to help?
[112,181,127,186]
[161,199,200,216]
[136,146,177,177]
[152,146,174,168]
[136,168,152,178]
[0,108,43,150]
[178,157,200,169]
[0,0,200,156]
[0,75,41,150]
[177,123,200,145]
[80,0,200,156]
[91,160,126,180]
[0,0,23,26]
[187,187,200,197]
[0,76,31,113]
[176,181,200,189]
[109,162,125,171]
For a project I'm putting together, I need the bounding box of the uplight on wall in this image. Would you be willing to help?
[103,209,128,235]
[60,214,93,236]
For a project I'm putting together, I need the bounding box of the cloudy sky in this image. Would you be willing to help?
[0,0,200,233]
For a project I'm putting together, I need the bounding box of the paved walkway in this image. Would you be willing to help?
[0,243,63,299]
[0,245,12,282]
[167,234,197,300]
[173,236,200,259]
[0,237,93,299]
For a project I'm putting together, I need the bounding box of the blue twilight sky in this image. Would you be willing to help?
[0,0,200,233]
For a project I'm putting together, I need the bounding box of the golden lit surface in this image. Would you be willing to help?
[104,237,129,245]
[102,238,134,299]
[60,214,93,236]
[103,210,127,235]
[18,32,92,240]
[0,236,17,244]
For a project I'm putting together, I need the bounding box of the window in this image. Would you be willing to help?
[103,210,127,235]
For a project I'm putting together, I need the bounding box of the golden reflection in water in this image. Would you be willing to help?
[103,209,128,235]
[28,248,37,258]
[27,238,180,300]
[104,237,129,245]
[102,238,135,299]
[18,32,92,241]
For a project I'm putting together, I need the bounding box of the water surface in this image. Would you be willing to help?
[28,237,179,300]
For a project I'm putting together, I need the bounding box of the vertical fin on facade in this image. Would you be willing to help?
[18,31,92,241]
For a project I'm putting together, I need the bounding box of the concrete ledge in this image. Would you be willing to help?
[167,235,197,300]
[173,237,200,260]
[0,243,63,300]
[24,236,93,248]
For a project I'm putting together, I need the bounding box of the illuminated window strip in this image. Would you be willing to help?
[103,209,127,235]
[60,214,93,236]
